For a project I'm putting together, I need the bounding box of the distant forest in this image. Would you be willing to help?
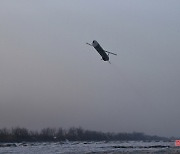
[0,127,168,142]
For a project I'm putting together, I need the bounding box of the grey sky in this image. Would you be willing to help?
[0,0,180,137]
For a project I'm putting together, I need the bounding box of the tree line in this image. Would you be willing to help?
[0,127,167,142]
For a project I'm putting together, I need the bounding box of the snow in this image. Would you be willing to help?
[0,141,178,154]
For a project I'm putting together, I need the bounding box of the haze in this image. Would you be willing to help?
[0,0,180,137]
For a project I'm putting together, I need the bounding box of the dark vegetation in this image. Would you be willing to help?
[0,127,168,143]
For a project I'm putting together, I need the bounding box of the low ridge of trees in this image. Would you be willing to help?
[0,127,167,143]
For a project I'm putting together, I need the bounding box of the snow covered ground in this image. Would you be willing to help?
[0,141,179,154]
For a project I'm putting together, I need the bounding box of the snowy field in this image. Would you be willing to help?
[0,141,180,154]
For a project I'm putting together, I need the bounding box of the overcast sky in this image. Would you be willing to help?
[0,0,180,137]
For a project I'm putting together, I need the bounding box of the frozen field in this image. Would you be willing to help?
[0,141,179,154]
